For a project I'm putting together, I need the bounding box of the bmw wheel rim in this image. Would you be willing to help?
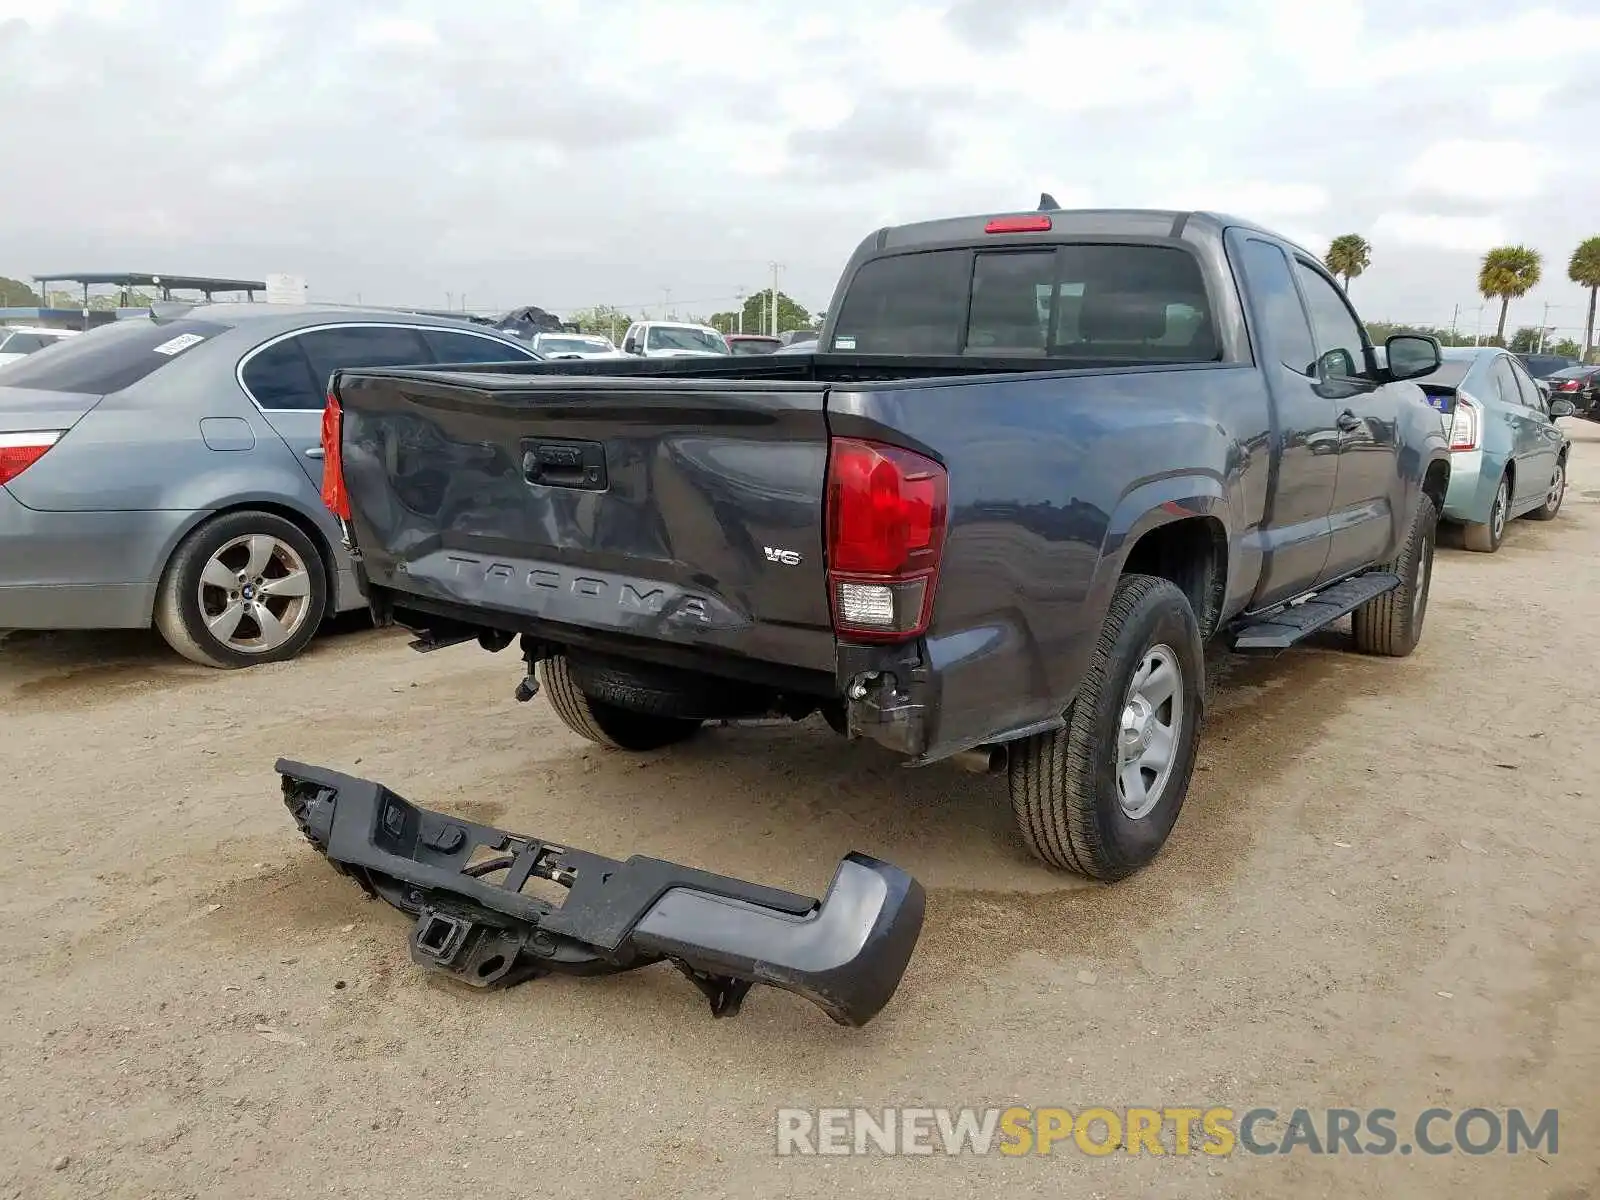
[1116,645,1183,821]
[198,534,312,654]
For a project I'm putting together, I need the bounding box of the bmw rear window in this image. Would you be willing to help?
[0,317,231,394]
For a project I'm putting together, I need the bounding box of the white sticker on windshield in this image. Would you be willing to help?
[152,333,206,356]
[834,335,856,350]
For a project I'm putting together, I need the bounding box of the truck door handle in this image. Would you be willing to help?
[304,447,325,459]
[1336,410,1362,432]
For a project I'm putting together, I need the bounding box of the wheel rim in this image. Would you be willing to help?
[1116,644,1184,821]
[197,534,312,654]
[1491,480,1508,541]
[1547,462,1565,510]
[1412,526,1433,631]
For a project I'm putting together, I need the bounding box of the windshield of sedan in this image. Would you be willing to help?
[646,326,725,353]
[0,317,231,393]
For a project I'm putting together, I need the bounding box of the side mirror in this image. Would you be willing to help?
[623,340,639,355]
[1550,398,1576,418]
[1385,334,1442,382]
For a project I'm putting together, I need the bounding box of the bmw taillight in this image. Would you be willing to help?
[825,438,949,642]
[320,390,351,519]
[0,430,64,486]
[1449,394,1480,452]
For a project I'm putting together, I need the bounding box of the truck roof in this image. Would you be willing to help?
[861,207,1312,261]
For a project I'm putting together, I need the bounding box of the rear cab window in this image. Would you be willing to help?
[0,318,230,393]
[828,243,1220,362]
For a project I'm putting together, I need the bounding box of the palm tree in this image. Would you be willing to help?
[1324,234,1372,290]
[1478,246,1542,345]
[1569,237,1600,361]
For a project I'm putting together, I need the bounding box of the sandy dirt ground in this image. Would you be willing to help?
[3,424,1598,1199]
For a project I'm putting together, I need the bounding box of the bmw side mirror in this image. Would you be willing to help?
[1385,334,1442,382]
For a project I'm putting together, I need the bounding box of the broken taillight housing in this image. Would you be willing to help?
[0,430,64,486]
[1449,394,1480,452]
[825,437,949,642]
[320,390,351,519]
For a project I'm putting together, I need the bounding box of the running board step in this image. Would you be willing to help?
[1230,572,1399,651]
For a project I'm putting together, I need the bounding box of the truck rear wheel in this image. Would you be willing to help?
[1007,574,1204,880]
[539,655,703,751]
[1351,493,1436,658]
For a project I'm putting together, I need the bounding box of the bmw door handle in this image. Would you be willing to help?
[1336,410,1362,432]
[304,447,325,459]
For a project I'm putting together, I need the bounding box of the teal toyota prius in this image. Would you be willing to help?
[1415,346,1574,552]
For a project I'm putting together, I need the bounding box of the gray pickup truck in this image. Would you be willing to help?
[321,204,1450,883]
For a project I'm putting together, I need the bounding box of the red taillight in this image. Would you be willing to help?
[0,430,63,486]
[320,391,351,520]
[825,438,949,642]
[1557,380,1579,391]
[984,214,1053,234]
[1449,396,1480,452]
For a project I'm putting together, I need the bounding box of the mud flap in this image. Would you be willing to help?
[277,759,925,1026]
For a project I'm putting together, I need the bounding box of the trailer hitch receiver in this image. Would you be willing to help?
[276,759,925,1026]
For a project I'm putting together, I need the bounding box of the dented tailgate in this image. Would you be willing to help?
[334,368,837,672]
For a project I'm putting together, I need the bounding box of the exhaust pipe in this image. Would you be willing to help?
[950,745,1007,775]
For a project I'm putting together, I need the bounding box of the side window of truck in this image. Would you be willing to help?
[1237,238,1316,376]
[1293,261,1367,383]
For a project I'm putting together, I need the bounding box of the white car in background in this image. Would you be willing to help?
[530,332,624,359]
[0,326,78,368]
[620,321,729,358]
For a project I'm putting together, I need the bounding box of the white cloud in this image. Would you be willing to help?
[1,0,1596,328]
[1401,139,1545,203]
[353,16,438,49]
[1488,83,1557,125]
[1372,212,1507,254]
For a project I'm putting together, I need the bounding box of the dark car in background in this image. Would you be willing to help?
[1543,363,1600,418]
[725,334,781,356]
[1515,352,1577,380]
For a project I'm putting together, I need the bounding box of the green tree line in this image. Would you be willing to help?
[1327,233,1600,362]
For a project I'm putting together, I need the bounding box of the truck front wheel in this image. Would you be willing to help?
[1351,493,1437,657]
[539,655,703,751]
[1007,574,1205,880]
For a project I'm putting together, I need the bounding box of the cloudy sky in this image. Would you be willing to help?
[3,0,1599,338]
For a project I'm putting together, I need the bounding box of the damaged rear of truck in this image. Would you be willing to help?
[297,207,1447,1018]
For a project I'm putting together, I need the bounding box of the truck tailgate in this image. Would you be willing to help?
[335,369,837,673]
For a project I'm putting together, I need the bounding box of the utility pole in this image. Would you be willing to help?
[768,262,784,336]
[1537,302,1550,353]
[662,287,672,320]
[1449,303,1459,343]
[735,288,746,334]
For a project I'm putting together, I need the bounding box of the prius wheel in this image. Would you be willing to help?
[1462,473,1509,553]
[1527,456,1566,521]
[155,511,328,669]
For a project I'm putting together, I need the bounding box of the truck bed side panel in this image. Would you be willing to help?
[337,372,837,673]
[829,365,1271,757]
